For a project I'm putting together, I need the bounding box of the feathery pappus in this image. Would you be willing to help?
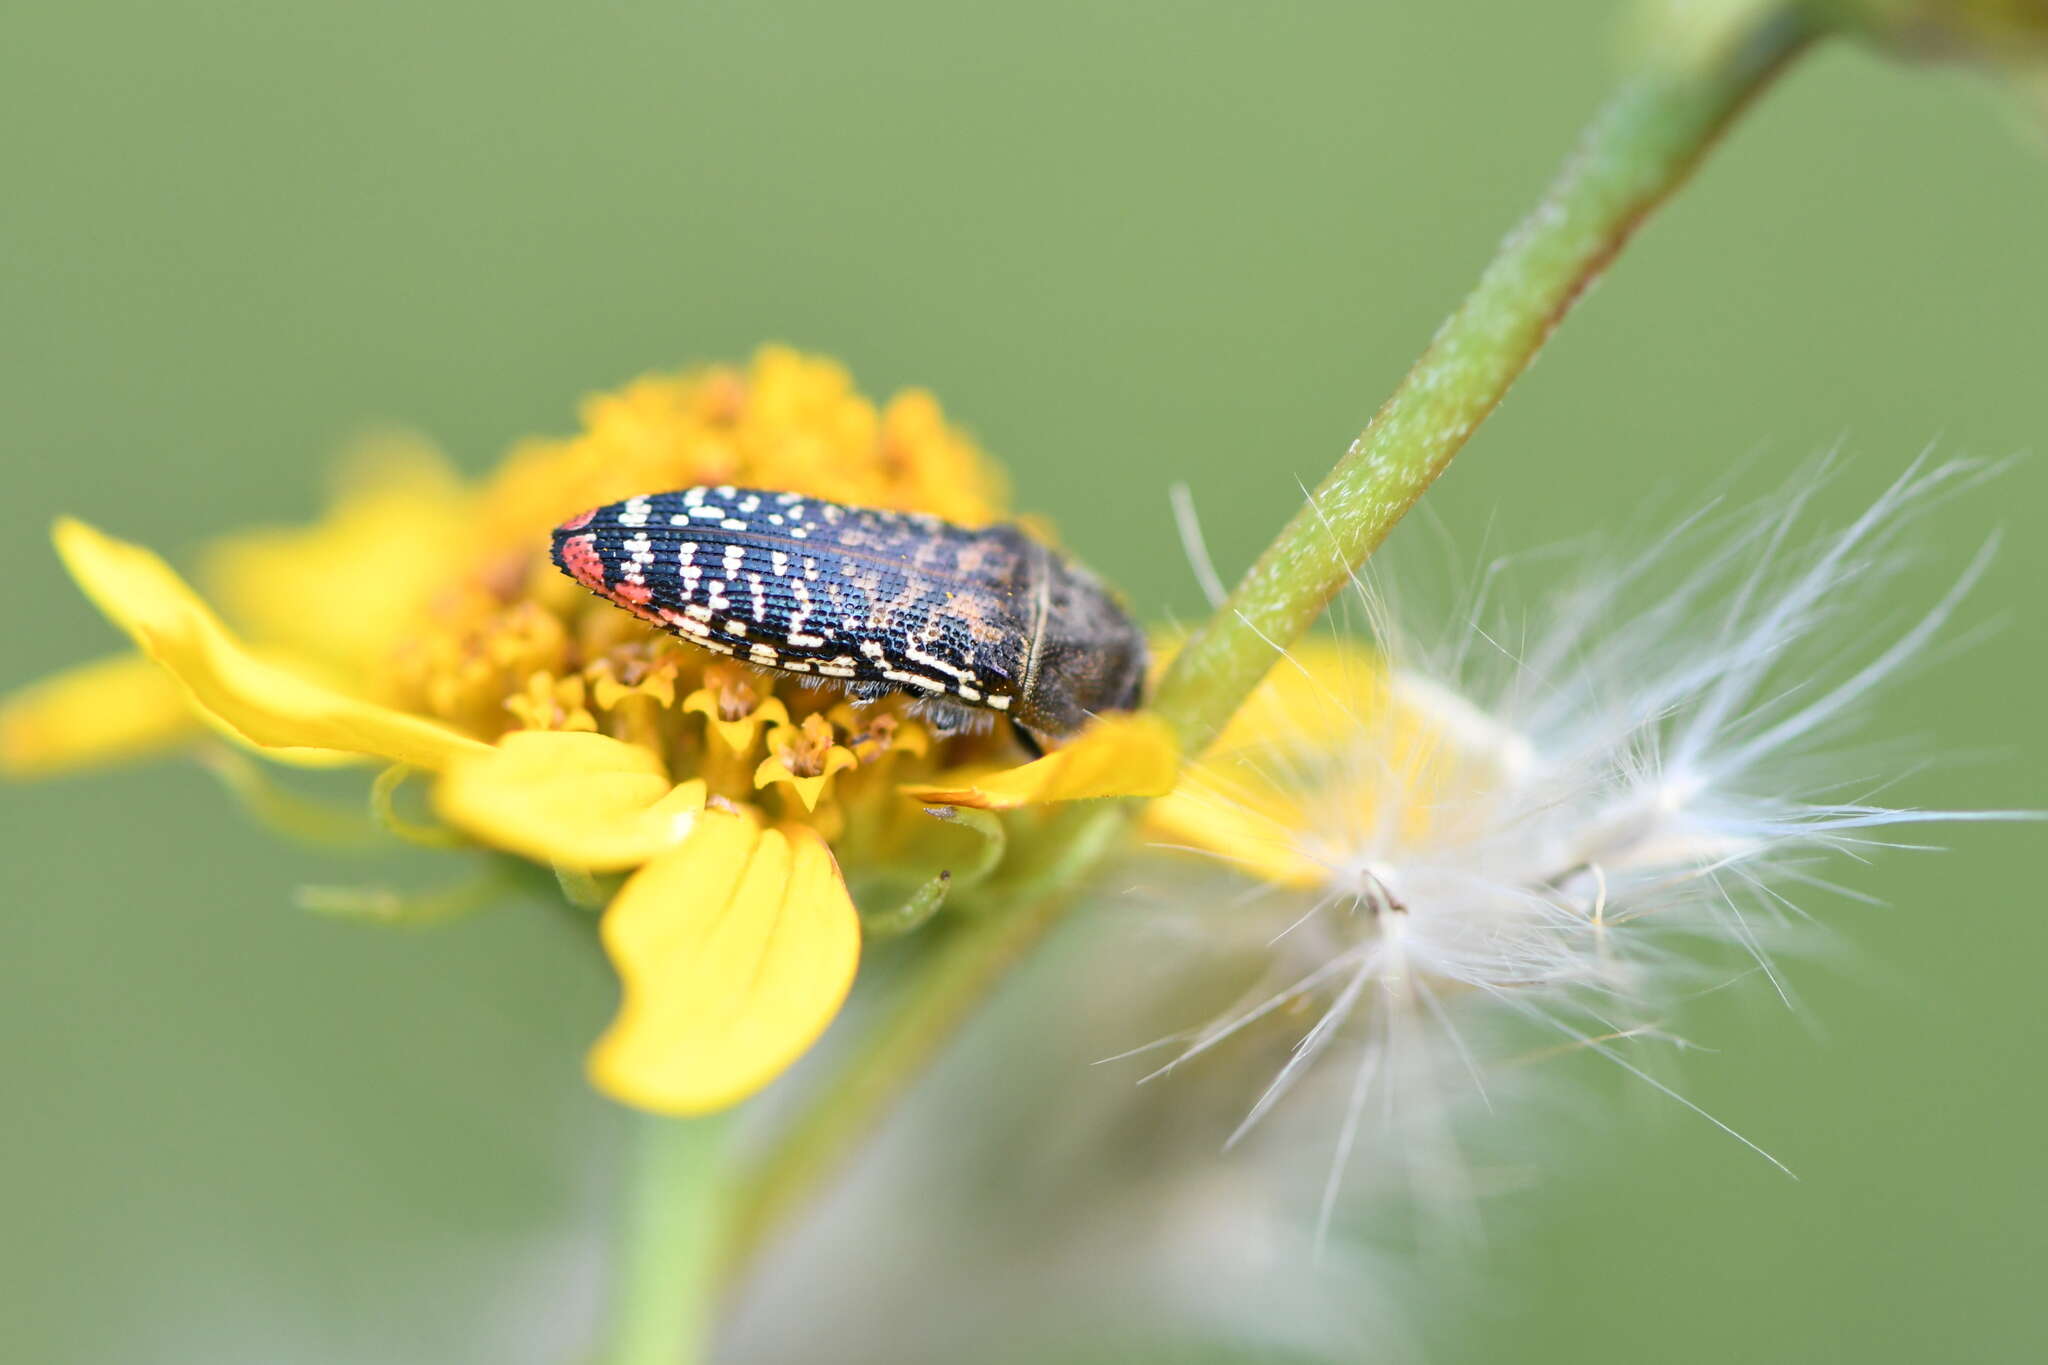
[1140,459,2036,1241]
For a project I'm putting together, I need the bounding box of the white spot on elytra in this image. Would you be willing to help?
[883,669,945,692]
[906,641,967,680]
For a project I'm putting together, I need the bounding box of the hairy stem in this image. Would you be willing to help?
[1150,8,1818,755]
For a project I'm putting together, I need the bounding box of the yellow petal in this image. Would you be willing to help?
[827,704,931,761]
[0,651,203,777]
[1142,639,1510,885]
[434,729,708,870]
[902,712,1179,810]
[587,816,861,1115]
[52,519,487,771]
[753,743,859,813]
[201,435,472,679]
[1157,632,1391,760]
[681,688,789,756]
[1146,781,1328,889]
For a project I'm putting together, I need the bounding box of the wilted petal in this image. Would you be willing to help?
[587,815,861,1115]
[0,651,202,777]
[902,712,1178,810]
[434,730,708,870]
[52,518,486,771]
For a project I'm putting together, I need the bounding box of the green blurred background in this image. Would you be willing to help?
[4,2,2043,1361]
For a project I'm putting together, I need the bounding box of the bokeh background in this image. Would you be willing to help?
[4,2,2043,1361]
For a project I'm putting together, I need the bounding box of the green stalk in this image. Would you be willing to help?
[726,807,1125,1277]
[726,3,1821,1286]
[600,1112,734,1365]
[1151,8,1818,755]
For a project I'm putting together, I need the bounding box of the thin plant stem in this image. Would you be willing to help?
[725,2,1821,1287]
[1150,7,1819,756]
[725,808,1123,1278]
[601,1112,735,1365]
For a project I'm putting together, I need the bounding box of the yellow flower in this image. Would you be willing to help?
[680,662,789,755]
[902,712,1180,810]
[2,348,1174,1116]
[1140,638,1499,889]
[0,652,198,778]
[754,714,861,813]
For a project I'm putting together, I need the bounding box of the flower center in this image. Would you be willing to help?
[377,351,1021,827]
[779,715,839,778]
[713,667,761,723]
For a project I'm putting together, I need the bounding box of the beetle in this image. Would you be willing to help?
[551,486,1146,750]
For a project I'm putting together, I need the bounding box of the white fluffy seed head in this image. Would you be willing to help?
[1150,457,2038,1238]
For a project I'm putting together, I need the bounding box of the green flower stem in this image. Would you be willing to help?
[601,1112,735,1365]
[725,803,1127,1278]
[1149,6,1818,756]
[726,2,1821,1289]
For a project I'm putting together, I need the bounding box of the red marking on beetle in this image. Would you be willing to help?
[558,507,597,532]
[559,533,607,592]
[609,579,664,623]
